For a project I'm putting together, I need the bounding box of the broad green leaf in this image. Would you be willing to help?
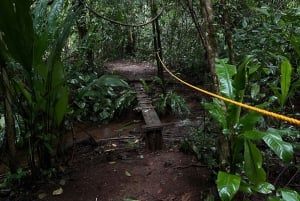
[54,87,68,125]
[238,182,252,194]
[0,0,33,69]
[243,130,266,140]
[290,35,300,57]
[12,78,32,105]
[268,197,282,201]
[280,60,292,107]
[253,182,274,194]
[263,129,293,162]
[244,140,266,183]
[217,171,241,201]
[278,188,300,201]
[270,84,281,106]
[203,99,227,129]
[254,7,270,17]
[234,55,253,91]
[216,59,236,99]
[251,83,260,100]
[48,7,77,69]
[239,111,262,131]
[90,75,129,88]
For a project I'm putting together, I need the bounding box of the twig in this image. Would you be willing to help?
[274,166,287,186]
[285,169,299,187]
[174,163,207,169]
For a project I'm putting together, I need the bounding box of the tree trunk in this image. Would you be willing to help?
[221,0,235,64]
[150,0,165,93]
[76,0,94,69]
[0,59,18,173]
[199,0,230,171]
[185,0,205,48]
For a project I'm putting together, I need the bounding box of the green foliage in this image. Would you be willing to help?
[181,125,218,170]
[217,171,241,201]
[270,59,300,110]
[0,0,78,174]
[0,0,33,69]
[204,58,297,200]
[155,90,190,118]
[244,139,266,183]
[269,189,300,201]
[71,74,136,122]
[0,168,25,189]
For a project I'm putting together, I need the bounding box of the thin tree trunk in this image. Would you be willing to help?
[185,0,205,48]
[200,0,218,93]
[221,0,235,64]
[0,59,17,173]
[76,0,94,68]
[200,0,230,171]
[150,0,165,93]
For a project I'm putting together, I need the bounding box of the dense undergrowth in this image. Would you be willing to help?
[0,0,300,200]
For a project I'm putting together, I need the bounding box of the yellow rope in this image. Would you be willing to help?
[157,54,300,126]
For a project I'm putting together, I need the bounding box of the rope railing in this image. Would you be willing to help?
[156,53,300,126]
[81,0,165,28]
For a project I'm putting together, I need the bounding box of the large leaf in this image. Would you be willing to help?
[234,55,253,91]
[239,111,262,132]
[244,140,266,183]
[53,87,68,125]
[243,130,266,140]
[0,0,33,69]
[263,128,294,162]
[280,60,292,107]
[203,99,227,129]
[217,171,241,201]
[12,78,33,105]
[252,182,274,194]
[215,59,236,99]
[278,188,300,201]
[90,75,129,88]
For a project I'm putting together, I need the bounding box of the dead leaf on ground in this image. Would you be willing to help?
[181,192,192,201]
[52,187,63,196]
[38,193,47,199]
[125,170,132,177]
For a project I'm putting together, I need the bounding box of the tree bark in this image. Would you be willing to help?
[200,0,219,94]
[76,0,94,68]
[199,0,230,171]
[0,59,18,173]
[221,0,235,64]
[150,0,165,93]
[185,0,205,48]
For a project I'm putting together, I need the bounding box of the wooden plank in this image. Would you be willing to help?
[134,83,161,126]
[133,82,163,150]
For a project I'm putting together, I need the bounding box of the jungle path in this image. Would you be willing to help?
[40,61,216,201]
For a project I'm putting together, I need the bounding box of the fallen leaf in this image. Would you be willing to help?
[109,161,116,165]
[52,187,63,196]
[38,193,47,199]
[123,196,139,201]
[125,170,132,177]
[181,192,192,201]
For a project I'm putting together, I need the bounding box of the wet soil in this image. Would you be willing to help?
[40,146,214,201]
[1,60,212,201]
[1,60,298,201]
